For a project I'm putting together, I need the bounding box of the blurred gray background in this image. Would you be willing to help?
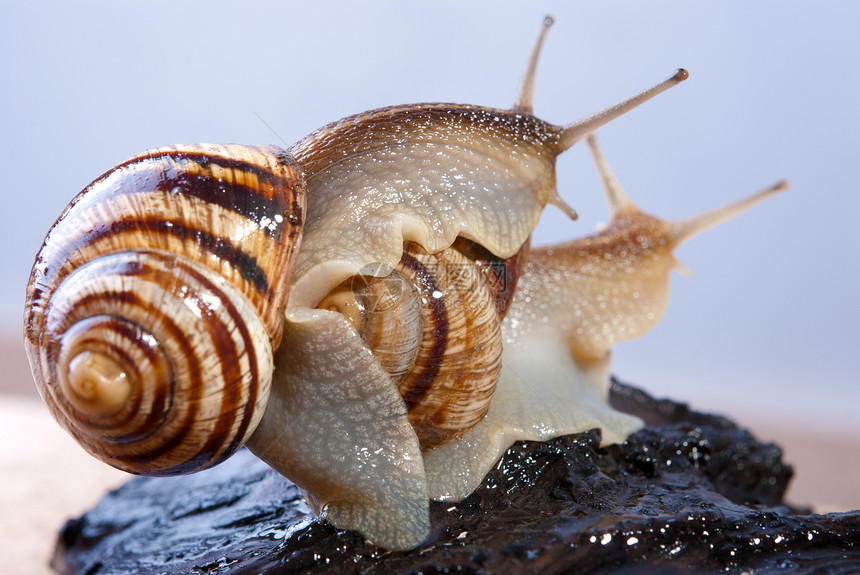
[2,1,858,437]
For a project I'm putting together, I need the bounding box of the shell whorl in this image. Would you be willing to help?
[24,144,305,475]
[319,238,524,450]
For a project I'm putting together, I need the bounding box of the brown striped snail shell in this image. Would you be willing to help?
[23,18,785,550]
[316,238,517,450]
[24,144,305,475]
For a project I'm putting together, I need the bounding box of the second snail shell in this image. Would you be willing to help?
[23,19,785,550]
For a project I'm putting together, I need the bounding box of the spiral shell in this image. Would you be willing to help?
[318,238,525,449]
[24,144,305,475]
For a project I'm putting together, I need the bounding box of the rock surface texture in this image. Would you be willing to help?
[54,381,860,574]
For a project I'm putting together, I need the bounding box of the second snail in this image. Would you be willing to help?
[23,18,785,550]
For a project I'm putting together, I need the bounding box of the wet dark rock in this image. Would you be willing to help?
[54,380,860,574]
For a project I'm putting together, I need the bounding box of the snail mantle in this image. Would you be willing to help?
[24,19,786,550]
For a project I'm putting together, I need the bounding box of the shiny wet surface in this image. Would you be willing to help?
[55,380,859,574]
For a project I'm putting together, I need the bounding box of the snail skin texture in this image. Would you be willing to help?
[23,19,785,550]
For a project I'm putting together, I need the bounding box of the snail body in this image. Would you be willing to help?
[24,20,784,550]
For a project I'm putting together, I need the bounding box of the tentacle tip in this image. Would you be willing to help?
[557,200,579,221]
[558,68,692,153]
[543,15,555,28]
[749,179,788,204]
[675,260,693,278]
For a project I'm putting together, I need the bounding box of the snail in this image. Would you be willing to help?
[22,18,785,550]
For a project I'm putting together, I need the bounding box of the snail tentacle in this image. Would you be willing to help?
[557,68,689,153]
[667,179,789,244]
[513,15,555,113]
